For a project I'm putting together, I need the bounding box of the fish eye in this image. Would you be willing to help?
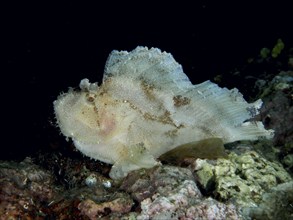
[85,93,96,104]
[87,96,95,102]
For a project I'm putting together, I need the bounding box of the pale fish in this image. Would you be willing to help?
[53,46,274,179]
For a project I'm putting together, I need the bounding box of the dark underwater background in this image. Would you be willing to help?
[3,1,293,159]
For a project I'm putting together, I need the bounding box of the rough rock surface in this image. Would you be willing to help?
[121,165,241,220]
[1,149,292,219]
[0,158,56,219]
[259,71,293,146]
[193,151,292,210]
[245,181,293,220]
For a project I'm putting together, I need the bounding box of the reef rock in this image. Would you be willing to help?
[193,151,292,208]
[54,46,274,179]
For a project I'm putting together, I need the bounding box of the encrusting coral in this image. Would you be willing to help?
[193,151,292,209]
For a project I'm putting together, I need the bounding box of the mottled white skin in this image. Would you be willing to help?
[54,46,274,179]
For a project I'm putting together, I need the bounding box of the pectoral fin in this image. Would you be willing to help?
[159,138,228,164]
[109,143,160,179]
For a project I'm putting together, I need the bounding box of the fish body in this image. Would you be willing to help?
[54,46,274,179]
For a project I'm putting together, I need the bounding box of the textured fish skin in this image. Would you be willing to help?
[54,46,274,179]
